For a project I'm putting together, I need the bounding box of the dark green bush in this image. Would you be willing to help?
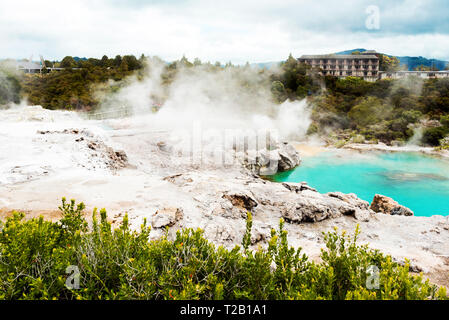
[422,127,449,146]
[0,200,446,300]
[441,115,449,128]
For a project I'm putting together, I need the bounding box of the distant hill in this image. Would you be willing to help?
[335,49,449,71]
[396,56,448,71]
[73,57,88,62]
[335,48,368,55]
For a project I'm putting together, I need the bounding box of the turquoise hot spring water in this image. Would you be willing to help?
[273,150,449,217]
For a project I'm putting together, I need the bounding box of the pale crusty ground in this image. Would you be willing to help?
[344,142,449,159]
[292,142,326,157]
[0,106,448,288]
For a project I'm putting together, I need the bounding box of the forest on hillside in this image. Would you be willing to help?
[271,55,449,148]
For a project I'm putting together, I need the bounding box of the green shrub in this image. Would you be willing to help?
[271,81,287,103]
[402,110,422,124]
[422,127,449,146]
[348,97,392,127]
[0,199,446,300]
[440,115,449,128]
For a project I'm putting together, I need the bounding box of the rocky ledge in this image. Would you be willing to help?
[370,194,414,216]
[242,142,301,175]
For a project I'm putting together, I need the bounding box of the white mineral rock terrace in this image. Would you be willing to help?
[344,142,449,159]
[0,106,448,287]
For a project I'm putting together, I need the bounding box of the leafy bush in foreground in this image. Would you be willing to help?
[0,199,446,300]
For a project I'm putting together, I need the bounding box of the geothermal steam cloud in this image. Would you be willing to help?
[97,58,312,142]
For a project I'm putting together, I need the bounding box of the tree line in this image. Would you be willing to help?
[1,53,449,147]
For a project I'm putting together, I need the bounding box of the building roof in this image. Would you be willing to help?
[380,70,449,73]
[299,54,378,60]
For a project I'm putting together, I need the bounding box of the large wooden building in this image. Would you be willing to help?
[298,51,380,81]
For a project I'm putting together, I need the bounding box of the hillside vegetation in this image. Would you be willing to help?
[1,54,449,147]
[21,55,146,110]
[0,199,446,300]
[271,55,449,148]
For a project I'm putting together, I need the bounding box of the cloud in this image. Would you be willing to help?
[0,0,448,62]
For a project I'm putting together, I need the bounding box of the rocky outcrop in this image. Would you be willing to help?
[277,142,302,172]
[327,192,373,221]
[282,182,317,193]
[242,142,301,175]
[151,207,184,228]
[162,170,375,226]
[222,192,258,211]
[420,119,441,128]
[279,189,373,223]
[370,194,414,216]
[35,127,129,172]
[86,141,129,171]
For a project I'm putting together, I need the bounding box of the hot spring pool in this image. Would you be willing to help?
[273,150,449,217]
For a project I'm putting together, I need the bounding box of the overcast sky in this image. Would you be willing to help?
[1,0,448,63]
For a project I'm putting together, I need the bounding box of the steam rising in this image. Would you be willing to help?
[96,58,312,141]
